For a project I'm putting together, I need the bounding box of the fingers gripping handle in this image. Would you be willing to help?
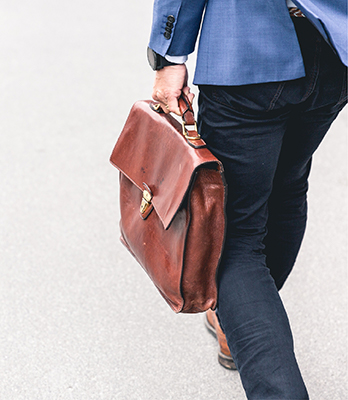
[150,92,206,149]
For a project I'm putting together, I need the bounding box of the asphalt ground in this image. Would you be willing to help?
[0,1,347,399]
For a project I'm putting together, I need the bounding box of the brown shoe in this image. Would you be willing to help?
[205,309,237,370]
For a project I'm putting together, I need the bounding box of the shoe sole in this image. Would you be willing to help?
[205,315,237,370]
[218,351,237,370]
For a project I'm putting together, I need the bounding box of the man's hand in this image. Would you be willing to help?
[152,64,194,115]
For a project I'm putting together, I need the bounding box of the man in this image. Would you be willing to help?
[147,1,347,398]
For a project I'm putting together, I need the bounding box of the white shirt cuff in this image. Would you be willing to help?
[164,54,188,64]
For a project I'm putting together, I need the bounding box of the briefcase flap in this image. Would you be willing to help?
[110,100,222,230]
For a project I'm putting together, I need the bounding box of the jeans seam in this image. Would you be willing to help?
[300,38,321,102]
[212,86,286,114]
[337,70,348,106]
[267,82,286,111]
[211,88,239,110]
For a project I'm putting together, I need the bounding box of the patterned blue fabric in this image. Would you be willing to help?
[148,0,347,85]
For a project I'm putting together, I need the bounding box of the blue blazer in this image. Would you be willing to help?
[149,0,347,86]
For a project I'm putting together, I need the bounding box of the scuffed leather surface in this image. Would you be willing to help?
[110,100,226,313]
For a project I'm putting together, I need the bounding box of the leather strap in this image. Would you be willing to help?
[150,92,207,149]
[178,93,195,125]
[289,7,305,18]
[178,93,206,149]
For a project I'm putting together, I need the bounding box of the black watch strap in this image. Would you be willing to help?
[147,47,179,71]
[157,54,178,70]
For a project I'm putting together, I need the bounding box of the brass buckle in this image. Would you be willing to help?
[152,103,162,111]
[140,189,152,215]
[182,121,201,140]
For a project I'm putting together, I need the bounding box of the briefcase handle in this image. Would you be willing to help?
[150,92,206,149]
[178,93,201,142]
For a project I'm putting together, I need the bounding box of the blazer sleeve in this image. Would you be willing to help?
[148,0,207,57]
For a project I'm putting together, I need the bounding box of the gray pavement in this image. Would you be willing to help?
[0,1,347,399]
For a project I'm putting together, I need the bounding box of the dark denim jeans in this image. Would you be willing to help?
[198,17,347,400]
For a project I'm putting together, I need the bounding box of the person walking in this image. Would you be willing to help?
[147,1,347,398]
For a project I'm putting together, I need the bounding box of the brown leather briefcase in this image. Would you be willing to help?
[110,94,226,313]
